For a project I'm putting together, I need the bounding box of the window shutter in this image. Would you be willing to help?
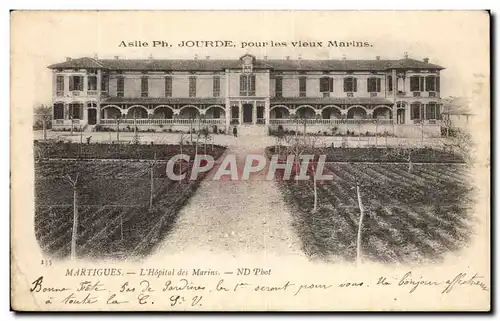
[387,76,393,91]
[426,104,431,119]
[69,77,74,91]
[250,75,256,91]
[420,77,425,91]
[377,78,381,92]
[329,78,333,92]
[436,76,440,92]
[353,78,357,92]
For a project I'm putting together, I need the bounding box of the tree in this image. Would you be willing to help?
[385,142,419,173]
[34,104,51,140]
[442,128,473,164]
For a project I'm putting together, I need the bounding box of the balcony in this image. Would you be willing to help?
[346,92,354,97]
[370,92,378,97]
[428,92,437,98]
[413,92,421,97]
[87,90,98,96]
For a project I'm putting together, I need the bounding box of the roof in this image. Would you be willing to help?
[101,97,225,105]
[48,57,444,71]
[271,97,394,105]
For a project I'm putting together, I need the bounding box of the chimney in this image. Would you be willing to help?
[93,54,98,60]
[114,56,119,60]
[263,56,268,60]
[404,52,409,59]
[423,57,430,63]
[375,56,380,60]
[206,56,210,60]
[286,56,290,60]
[194,54,198,60]
[66,57,72,61]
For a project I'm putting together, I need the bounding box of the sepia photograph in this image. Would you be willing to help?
[10,10,491,311]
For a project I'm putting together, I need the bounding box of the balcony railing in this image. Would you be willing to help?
[99,118,225,126]
[87,90,98,96]
[269,118,394,125]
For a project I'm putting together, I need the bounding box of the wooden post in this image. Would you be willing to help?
[42,116,47,140]
[67,174,79,260]
[150,152,156,211]
[116,117,120,142]
[356,182,365,265]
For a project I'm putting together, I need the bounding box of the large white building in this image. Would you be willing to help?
[48,54,444,136]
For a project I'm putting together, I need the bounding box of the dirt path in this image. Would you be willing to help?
[154,139,303,257]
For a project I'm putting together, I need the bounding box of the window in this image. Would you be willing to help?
[56,76,64,95]
[367,77,382,92]
[426,103,440,120]
[425,76,437,92]
[320,77,333,93]
[213,108,221,119]
[275,76,283,98]
[410,76,425,92]
[87,75,97,91]
[189,76,196,97]
[275,109,283,119]
[117,77,124,97]
[343,77,357,92]
[141,77,148,97]
[69,103,83,119]
[213,76,220,97]
[410,102,422,120]
[387,75,393,92]
[69,76,83,91]
[299,77,307,97]
[240,74,256,96]
[53,103,64,119]
[165,77,172,97]
[100,74,108,93]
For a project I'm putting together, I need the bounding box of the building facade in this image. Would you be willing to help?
[48,54,444,136]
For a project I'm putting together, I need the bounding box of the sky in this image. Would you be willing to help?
[11,11,490,108]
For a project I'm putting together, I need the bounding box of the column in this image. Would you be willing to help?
[97,69,102,97]
[96,102,101,125]
[252,102,257,124]
[64,75,70,93]
[238,101,243,124]
[392,69,397,126]
[225,99,231,133]
[264,98,270,125]
[83,74,88,93]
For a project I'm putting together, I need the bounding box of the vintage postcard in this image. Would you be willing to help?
[10,10,490,311]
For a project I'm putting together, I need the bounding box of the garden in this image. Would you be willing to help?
[34,142,227,260]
